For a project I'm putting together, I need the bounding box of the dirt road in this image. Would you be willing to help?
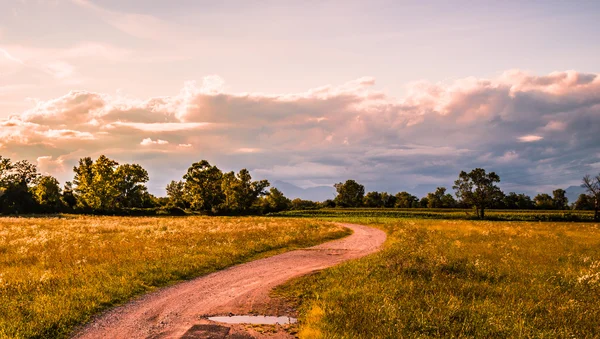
[72,223,386,339]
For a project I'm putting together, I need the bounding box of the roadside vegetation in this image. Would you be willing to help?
[0,216,349,338]
[275,216,600,338]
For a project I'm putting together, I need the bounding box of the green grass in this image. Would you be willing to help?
[0,215,349,339]
[275,217,600,338]
[275,208,596,222]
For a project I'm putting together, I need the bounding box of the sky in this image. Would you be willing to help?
[1,0,599,198]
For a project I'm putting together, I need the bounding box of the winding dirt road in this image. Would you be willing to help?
[72,223,386,339]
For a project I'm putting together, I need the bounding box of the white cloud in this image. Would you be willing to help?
[518,135,543,142]
[140,138,169,146]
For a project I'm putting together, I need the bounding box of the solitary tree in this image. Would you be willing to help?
[453,168,502,219]
[334,180,365,207]
[582,173,600,221]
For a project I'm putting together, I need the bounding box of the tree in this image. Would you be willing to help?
[534,193,554,209]
[183,160,225,212]
[165,180,186,208]
[453,168,502,219]
[0,157,40,214]
[261,187,291,213]
[334,180,365,207]
[73,155,120,210]
[221,169,270,213]
[503,192,534,209]
[419,196,429,208]
[573,193,594,210]
[32,175,63,212]
[552,189,569,210]
[582,173,600,221]
[115,164,149,208]
[395,191,418,208]
[427,187,450,208]
[61,181,77,209]
[380,192,397,208]
[363,191,383,208]
[72,157,94,208]
[291,198,319,210]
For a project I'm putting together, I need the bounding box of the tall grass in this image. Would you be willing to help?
[0,215,348,338]
[276,218,600,338]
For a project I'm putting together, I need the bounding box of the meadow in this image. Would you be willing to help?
[0,215,349,339]
[275,208,597,222]
[275,213,600,338]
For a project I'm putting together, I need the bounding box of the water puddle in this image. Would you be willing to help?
[208,315,297,325]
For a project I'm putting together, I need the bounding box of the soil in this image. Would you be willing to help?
[71,223,386,339]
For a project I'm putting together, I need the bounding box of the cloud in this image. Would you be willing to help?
[140,138,169,146]
[2,70,599,196]
[518,135,543,142]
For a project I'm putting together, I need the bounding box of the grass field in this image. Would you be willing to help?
[275,208,597,222]
[0,215,349,339]
[275,214,600,338]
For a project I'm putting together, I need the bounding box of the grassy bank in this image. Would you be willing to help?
[0,215,349,338]
[275,218,600,338]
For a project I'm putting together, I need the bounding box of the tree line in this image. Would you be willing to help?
[0,155,599,220]
[332,168,599,220]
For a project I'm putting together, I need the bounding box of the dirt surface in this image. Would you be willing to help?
[72,223,386,339]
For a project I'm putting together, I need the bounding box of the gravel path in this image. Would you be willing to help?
[72,223,386,339]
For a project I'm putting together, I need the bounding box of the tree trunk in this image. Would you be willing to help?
[480,206,485,219]
[595,197,599,221]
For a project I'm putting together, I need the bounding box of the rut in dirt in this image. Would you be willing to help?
[72,223,386,339]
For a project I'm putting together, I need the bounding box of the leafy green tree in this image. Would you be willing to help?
[165,180,187,208]
[534,193,554,209]
[427,187,449,208]
[61,181,77,209]
[291,198,319,210]
[32,175,63,212]
[72,157,95,209]
[363,191,383,207]
[380,192,397,208]
[453,168,502,219]
[419,196,429,208]
[221,169,270,213]
[573,193,594,210]
[552,189,569,210]
[395,191,418,208]
[441,193,457,208]
[0,157,40,214]
[183,160,225,212]
[334,180,365,207]
[503,192,534,209]
[582,173,600,221]
[261,187,291,213]
[115,164,149,208]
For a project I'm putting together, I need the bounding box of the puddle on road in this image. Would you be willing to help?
[208,315,297,325]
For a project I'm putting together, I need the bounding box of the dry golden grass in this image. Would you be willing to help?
[277,217,600,338]
[0,215,348,339]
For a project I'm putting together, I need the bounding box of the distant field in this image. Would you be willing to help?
[275,208,596,222]
[276,217,600,338]
[0,216,349,339]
